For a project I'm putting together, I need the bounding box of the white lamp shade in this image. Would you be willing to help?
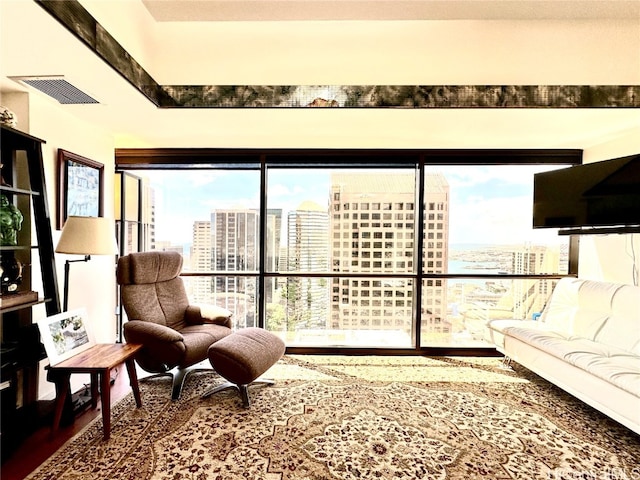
[56,216,117,255]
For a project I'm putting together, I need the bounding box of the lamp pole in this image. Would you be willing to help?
[62,255,91,311]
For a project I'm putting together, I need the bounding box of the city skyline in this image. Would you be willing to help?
[136,168,570,347]
[137,164,565,247]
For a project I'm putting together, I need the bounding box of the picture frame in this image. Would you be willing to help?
[57,149,104,229]
[37,308,96,366]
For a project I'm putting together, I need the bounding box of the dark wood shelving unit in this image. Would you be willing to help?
[1,124,61,462]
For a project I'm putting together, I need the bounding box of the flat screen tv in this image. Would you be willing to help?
[533,154,640,231]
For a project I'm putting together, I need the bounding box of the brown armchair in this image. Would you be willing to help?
[116,251,232,400]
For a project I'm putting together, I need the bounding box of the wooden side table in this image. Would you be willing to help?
[47,343,143,440]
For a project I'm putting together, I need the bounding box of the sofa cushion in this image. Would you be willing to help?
[594,283,640,355]
[486,319,553,349]
[538,278,581,331]
[571,281,622,341]
[565,351,640,397]
[538,278,612,340]
[535,279,640,354]
[504,326,640,396]
[179,324,232,368]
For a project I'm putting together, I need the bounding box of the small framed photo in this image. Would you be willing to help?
[37,308,96,366]
[57,149,104,229]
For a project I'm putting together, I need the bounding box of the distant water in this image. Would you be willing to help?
[450,243,492,251]
[448,259,504,276]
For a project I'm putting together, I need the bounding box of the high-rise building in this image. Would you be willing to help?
[328,172,450,343]
[212,208,259,327]
[265,208,282,304]
[155,241,183,255]
[511,245,560,319]
[190,220,212,302]
[284,201,330,331]
[421,173,451,342]
[119,174,155,254]
[146,184,155,251]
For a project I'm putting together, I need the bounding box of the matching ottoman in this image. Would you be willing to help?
[204,327,285,407]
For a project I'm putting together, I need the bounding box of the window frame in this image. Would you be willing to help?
[116,148,581,355]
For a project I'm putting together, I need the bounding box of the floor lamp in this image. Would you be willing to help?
[55,216,116,312]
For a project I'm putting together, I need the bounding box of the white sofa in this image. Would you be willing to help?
[487,277,640,435]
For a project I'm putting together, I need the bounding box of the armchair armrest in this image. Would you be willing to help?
[124,320,184,344]
[185,304,233,329]
[123,320,187,373]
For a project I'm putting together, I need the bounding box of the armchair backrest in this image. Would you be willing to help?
[116,251,190,331]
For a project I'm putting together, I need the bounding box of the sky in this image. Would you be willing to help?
[136,164,566,247]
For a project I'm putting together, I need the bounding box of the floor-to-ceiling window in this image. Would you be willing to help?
[419,164,572,348]
[116,149,580,353]
[267,167,419,348]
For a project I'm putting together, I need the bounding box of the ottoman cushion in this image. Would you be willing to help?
[207,327,285,385]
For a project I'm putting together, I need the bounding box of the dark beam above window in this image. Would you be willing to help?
[115,148,583,168]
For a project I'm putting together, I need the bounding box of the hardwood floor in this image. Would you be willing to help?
[1,366,133,480]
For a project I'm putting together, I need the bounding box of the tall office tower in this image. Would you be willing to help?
[265,209,282,304]
[422,173,451,342]
[329,172,450,343]
[147,186,156,251]
[511,244,560,319]
[276,245,288,292]
[120,175,155,254]
[190,220,212,303]
[212,208,259,327]
[155,241,184,255]
[559,241,569,274]
[285,201,330,333]
[278,246,288,272]
[138,179,155,251]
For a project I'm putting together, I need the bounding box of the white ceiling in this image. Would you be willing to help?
[1,0,639,150]
[141,0,640,21]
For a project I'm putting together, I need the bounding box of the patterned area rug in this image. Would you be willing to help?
[27,356,639,480]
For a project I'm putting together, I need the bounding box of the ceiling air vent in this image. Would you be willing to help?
[11,76,99,104]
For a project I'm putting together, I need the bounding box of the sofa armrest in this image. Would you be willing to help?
[124,320,184,344]
[487,319,540,334]
[486,319,537,351]
[185,304,233,328]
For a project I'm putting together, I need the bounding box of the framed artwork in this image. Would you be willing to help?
[37,308,96,366]
[58,149,104,229]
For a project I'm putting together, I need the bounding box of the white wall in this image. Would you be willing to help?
[2,91,116,399]
[579,235,640,285]
[149,19,640,85]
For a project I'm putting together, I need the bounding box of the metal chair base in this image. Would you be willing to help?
[202,379,275,408]
[141,363,211,400]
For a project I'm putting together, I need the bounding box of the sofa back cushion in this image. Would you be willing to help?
[538,278,581,331]
[594,282,640,355]
[540,278,640,354]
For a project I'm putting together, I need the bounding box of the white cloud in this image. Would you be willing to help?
[450,194,559,245]
[438,165,561,189]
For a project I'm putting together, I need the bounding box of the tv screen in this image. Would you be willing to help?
[533,155,640,230]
